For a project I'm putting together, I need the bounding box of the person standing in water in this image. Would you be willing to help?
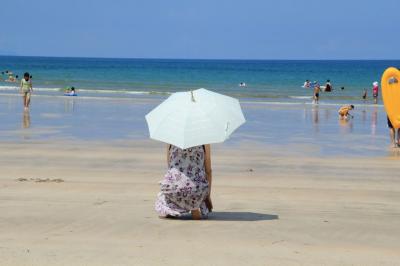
[372,81,379,104]
[313,84,320,104]
[20,72,33,111]
[362,89,367,101]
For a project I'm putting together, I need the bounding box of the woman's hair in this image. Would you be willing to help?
[24,72,30,78]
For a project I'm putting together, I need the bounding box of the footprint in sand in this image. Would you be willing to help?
[16,177,64,183]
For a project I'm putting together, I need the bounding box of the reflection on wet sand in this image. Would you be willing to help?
[64,98,76,113]
[371,107,378,135]
[324,108,330,120]
[311,106,319,132]
[22,111,30,129]
[339,117,354,133]
[362,109,367,123]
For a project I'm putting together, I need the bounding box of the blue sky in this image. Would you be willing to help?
[0,0,397,59]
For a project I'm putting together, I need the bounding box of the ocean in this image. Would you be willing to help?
[0,56,398,104]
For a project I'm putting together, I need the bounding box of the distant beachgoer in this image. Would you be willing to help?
[155,144,213,220]
[6,74,16,82]
[64,86,77,95]
[341,86,345,90]
[338,105,354,119]
[387,116,399,148]
[239,82,246,87]
[303,80,311,88]
[68,87,76,95]
[325,79,332,92]
[372,81,379,104]
[362,89,367,101]
[20,72,33,111]
[313,85,320,104]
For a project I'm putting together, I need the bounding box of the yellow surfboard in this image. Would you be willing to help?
[382,67,400,129]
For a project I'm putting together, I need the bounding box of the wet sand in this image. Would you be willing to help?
[1,140,400,265]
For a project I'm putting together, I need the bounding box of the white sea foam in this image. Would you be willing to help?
[0,85,172,95]
[289,96,312,99]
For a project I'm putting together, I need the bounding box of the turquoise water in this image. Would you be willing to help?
[1,56,399,103]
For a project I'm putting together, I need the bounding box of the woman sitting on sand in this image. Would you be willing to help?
[155,144,213,220]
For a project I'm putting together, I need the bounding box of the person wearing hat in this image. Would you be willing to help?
[372,81,379,104]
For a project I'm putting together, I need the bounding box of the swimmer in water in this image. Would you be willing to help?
[69,87,76,95]
[338,105,354,119]
[303,80,311,88]
[324,79,332,92]
[64,86,77,95]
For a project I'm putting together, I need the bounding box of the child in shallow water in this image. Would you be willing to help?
[20,72,33,111]
[338,105,354,119]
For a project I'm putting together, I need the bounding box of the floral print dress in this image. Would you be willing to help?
[155,145,210,218]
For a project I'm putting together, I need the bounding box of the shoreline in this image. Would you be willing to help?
[0,94,393,157]
[0,89,386,108]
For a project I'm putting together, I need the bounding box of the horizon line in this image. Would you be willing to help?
[0,54,399,61]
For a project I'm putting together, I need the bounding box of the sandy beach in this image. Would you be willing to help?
[0,94,399,266]
[1,138,400,266]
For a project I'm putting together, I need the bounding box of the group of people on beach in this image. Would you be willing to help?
[3,71,79,111]
[323,80,399,148]
[304,79,380,104]
[303,79,333,104]
[0,70,20,83]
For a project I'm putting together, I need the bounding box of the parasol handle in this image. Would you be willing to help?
[191,91,196,102]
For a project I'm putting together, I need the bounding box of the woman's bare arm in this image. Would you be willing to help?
[166,145,171,167]
[204,144,213,211]
[204,144,212,192]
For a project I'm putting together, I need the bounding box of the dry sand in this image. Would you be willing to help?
[0,140,399,266]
